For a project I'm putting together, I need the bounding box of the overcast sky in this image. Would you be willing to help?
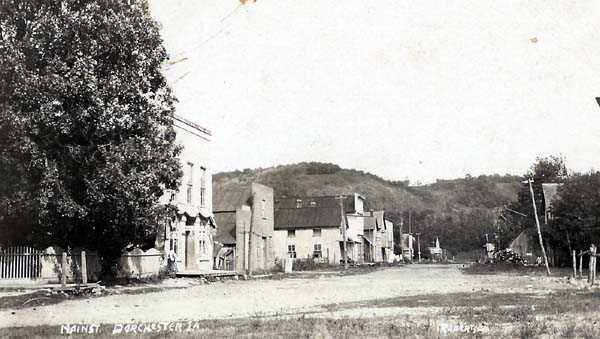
[148,0,600,183]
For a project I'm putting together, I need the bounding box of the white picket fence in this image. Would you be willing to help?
[0,246,42,279]
[0,246,102,283]
[0,246,164,283]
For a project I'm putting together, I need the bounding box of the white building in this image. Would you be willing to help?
[157,114,215,272]
[273,194,366,264]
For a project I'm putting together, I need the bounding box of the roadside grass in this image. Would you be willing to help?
[2,315,600,339]
[462,262,573,277]
[0,317,506,339]
[0,285,187,311]
[3,289,600,338]
[323,288,600,319]
[0,290,65,310]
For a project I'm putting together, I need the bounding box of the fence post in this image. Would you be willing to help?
[592,245,597,286]
[572,250,576,278]
[579,250,583,278]
[81,251,87,285]
[61,252,67,288]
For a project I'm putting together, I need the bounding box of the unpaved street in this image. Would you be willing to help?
[0,265,572,328]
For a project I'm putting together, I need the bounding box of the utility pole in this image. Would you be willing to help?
[526,179,551,276]
[416,233,421,263]
[399,216,404,263]
[336,195,348,269]
[247,193,255,277]
[408,210,412,234]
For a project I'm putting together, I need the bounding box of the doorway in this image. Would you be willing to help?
[185,231,192,270]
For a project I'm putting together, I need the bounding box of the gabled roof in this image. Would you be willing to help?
[275,207,342,230]
[213,187,252,212]
[541,183,562,209]
[213,211,236,245]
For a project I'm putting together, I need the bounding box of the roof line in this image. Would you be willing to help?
[172,113,212,136]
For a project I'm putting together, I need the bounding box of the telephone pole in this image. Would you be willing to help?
[336,195,348,269]
[399,216,404,263]
[526,179,551,276]
[416,232,421,263]
[247,193,255,277]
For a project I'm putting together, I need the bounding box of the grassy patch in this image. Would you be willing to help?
[0,317,505,339]
[3,316,598,339]
[462,262,572,277]
[0,290,67,310]
[0,285,187,311]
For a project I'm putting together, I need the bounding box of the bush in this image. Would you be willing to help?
[292,258,329,271]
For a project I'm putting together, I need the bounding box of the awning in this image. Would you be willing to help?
[361,234,373,246]
[346,235,361,243]
[199,211,217,228]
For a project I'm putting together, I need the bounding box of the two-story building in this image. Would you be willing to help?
[363,210,395,263]
[213,182,275,272]
[273,193,366,264]
[156,114,215,273]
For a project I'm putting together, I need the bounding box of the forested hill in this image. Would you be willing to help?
[213,162,522,255]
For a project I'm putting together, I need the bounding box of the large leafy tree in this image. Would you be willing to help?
[498,156,567,247]
[0,0,182,271]
[550,171,600,251]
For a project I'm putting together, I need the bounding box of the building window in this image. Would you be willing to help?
[288,245,297,258]
[287,230,295,238]
[200,167,206,206]
[199,228,206,255]
[310,201,316,207]
[296,199,302,208]
[313,244,322,258]
[313,228,321,237]
[186,162,193,204]
[261,199,266,219]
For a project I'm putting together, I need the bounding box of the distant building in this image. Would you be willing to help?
[363,211,395,263]
[273,194,366,264]
[213,183,275,272]
[400,233,415,261]
[541,183,562,224]
[509,183,563,265]
[427,237,443,261]
[156,114,215,272]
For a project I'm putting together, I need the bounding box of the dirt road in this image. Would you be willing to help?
[0,265,571,328]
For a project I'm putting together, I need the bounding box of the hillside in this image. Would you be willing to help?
[213,162,522,255]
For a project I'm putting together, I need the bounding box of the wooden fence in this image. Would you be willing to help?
[0,246,42,279]
[0,246,168,283]
[0,246,102,283]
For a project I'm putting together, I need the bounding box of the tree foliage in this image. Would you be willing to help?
[0,0,182,271]
[549,171,600,251]
[498,156,567,247]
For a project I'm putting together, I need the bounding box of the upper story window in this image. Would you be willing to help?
[261,199,266,219]
[287,230,296,238]
[312,228,321,237]
[186,162,194,204]
[310,201,316,207]
[296,199,302,208]
[200,166,206,206]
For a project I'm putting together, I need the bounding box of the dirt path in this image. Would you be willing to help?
[0,265,572,328]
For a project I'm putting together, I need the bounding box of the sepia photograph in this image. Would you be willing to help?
[1,0,600,338]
